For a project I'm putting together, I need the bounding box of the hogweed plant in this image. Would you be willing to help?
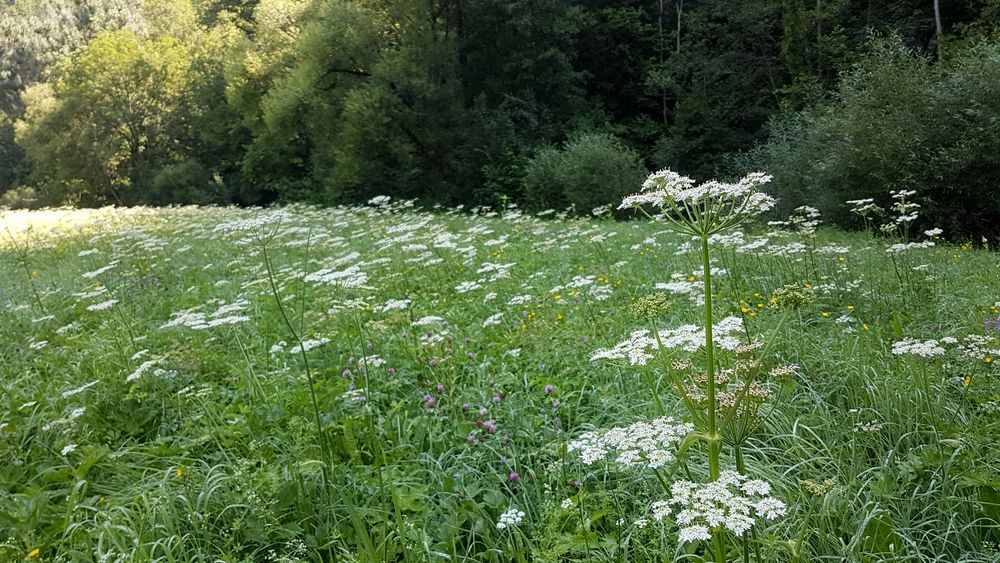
[214,210,336,492]
[585,170,790,561]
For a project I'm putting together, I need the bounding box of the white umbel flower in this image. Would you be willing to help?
[654,471,786,543]
[496,507,525,530]
[374,299,411,313]
[620,170,775,235]
[568,417,694,469]
[591,317,745,365]
[891,338,946,357]
[304,265,369,288]
[86,299,118,311]
[214,210,291,233]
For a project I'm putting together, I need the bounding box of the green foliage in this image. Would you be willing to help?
[0,0,148,115]
[523,132,646,213]
[15,30,195,204]
[148,159,223,204]
[750,36,1000,241]
[0,114,28,194]
[1,204,999,560]
[644,0,785,179]
[2,0,1000,242]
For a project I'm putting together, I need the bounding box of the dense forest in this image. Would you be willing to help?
[2,0,1000,237]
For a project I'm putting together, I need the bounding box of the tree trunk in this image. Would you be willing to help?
[675,0,683,54]
[659,0,667,124]
[933,0,943,60]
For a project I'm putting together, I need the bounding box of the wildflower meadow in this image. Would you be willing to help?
[2,179,1000,562]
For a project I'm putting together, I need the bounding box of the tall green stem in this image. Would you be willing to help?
[701,234,721,480]
[701,234,726,563]
[262,240,331,492]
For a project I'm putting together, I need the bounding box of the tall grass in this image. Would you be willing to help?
[0,202,997,562]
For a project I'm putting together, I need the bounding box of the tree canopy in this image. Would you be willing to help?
[1,0,999,235]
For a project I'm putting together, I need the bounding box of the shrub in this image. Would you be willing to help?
[148,160,225,205]
[523,132,647,213]
[0,185,46,209]
[748,36,1000,241]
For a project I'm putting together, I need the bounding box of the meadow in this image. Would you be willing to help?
[1,189,999,562]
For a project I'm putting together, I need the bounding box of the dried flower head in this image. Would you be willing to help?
[769,364,799,379]
[734,340,763,356]
[798,477,837,496]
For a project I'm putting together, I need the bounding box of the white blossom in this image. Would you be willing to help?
[496,507,525,530]
[620,171,775,228]
[126,359,161,383]
[891,338,946,357]
[374,299,411,313]
[591,317,745,365]
[82,261,119,279]
[886,241,934,254]
[61,380,99,399]
[455,280,482,293]
[653,471,786,543]
[214,210,291,233]
[482,313,504,327]
[297,338,330,353]
[86,299,118,311]
[303,265,369,288]
[568,417,694,469]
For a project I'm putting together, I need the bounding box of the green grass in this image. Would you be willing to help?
[1,203,998,562]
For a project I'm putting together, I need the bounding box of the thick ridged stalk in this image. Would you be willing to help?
[701,234,721,479]
[701,233,726,563]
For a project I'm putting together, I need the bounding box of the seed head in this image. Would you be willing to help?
[771,284,815,310]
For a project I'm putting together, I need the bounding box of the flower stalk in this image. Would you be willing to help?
[701,233,721,482]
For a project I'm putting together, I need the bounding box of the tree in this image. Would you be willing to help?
[0,112,28,194]
[0,0,147,115]
[747,36,1000,241]
[243,0,473,204]
[223,0,314,203]
[16,29,194,204]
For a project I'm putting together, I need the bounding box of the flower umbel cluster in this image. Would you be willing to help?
[496,507,525,530]
[568,416,694,468]
[214,210,291,233]
[619,170,775,235]
[788,206,822,235]
[652,470,787,543]
[303,265,370,288]
[891,337,947,358]
[880,189,921,235]
[590,316,745,365]
[959,334,1000,362]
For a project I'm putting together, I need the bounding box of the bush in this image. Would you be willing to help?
[748,37,1000,241]
[148,160,225,205]
[0,185,47,209]
[523,132,647,213]
[0,114,28,194]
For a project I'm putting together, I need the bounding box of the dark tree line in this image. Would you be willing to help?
[1,0,999,235]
